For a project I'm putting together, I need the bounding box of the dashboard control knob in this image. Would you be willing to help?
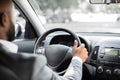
[114,69,120,76]
[97,66,103,73]
[106,69,111,75]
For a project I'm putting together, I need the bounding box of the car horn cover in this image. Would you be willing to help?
[45,45,70,67]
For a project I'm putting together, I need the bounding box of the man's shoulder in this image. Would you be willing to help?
[0,40,18,53]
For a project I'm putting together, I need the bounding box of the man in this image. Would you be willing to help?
[0,0,88,80]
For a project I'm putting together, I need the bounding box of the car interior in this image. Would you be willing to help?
[1,0,120,80]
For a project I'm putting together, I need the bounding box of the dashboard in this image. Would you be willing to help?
[46,33,120,80]
[15,32,120,80]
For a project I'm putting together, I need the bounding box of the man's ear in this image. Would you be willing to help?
[1,13,9,27]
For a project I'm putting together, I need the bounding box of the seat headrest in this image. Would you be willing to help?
[0,40,18,54]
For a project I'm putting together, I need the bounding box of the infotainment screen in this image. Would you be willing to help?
[105,48,118,56]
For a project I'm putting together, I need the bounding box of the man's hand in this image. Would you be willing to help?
[72,40,88,63]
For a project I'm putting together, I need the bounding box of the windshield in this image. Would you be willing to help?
[28,0,120,33]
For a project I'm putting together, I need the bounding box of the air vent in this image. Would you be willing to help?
[91,46,99,60]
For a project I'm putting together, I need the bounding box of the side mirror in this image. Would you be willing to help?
[90,0,120,4]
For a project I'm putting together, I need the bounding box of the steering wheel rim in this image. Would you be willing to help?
[34,28,81,75]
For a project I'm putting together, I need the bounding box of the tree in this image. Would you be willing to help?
[36,0,78,11]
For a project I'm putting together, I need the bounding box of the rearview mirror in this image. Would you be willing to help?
[90,0,120,4]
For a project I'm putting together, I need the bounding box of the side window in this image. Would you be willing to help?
[15,8,37,40]
[15,9,26,39]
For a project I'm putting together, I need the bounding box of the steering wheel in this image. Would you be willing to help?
[34,28,81,75]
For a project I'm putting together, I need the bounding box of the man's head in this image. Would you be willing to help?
[0,0,16,41]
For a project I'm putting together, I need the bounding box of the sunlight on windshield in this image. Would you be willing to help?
[28,0,120,33]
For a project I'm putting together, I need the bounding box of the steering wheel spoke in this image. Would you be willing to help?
[36,47,45,54]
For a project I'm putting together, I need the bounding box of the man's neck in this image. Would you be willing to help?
[0,26,7,40]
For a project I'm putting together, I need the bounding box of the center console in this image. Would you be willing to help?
[97,47,120,79]
[91,38,120,80]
